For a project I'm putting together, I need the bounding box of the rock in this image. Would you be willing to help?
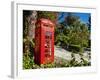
[54,46,72,61]
[74,54,82,63]
[82,52,90,62]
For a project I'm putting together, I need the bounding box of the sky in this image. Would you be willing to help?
[58,12,91,24]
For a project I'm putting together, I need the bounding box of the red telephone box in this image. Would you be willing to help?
[34,18,54,65]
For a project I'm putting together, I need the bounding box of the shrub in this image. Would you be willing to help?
[68,44,83,53]
[23,54,34,69]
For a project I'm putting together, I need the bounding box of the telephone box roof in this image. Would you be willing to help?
[37,18,55,27]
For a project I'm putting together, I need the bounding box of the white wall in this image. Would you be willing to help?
[0,0,99,80]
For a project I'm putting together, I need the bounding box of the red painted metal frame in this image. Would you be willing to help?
[34,18,54,65]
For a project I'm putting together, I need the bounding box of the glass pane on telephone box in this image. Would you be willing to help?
[45,31,52,57]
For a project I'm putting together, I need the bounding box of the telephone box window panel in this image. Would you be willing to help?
[11,2,97,78]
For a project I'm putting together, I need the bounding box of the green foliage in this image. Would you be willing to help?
[37,11,57,22]
[54,57,90,67]
[23,37,35,69]
[23,11,35,69]
[55,13,90,53]
[23,53,90,69]
[23,53,34,69]
[68,44,83,53]
[65,13,80,26]
[32,63,55,69]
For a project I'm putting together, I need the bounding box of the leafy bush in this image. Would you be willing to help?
[23,54,34,69]
[55,13,90,53]
[23,54,90,69]
[68,44,83,53]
